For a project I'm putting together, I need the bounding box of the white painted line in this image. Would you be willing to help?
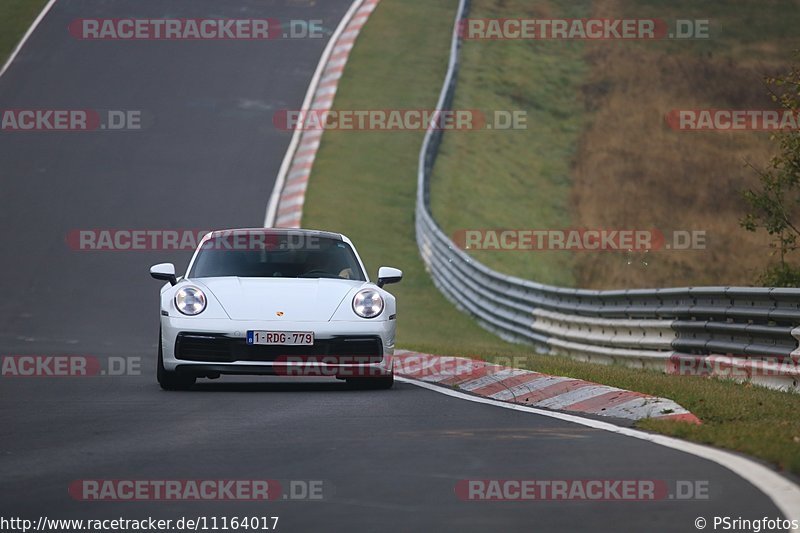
[0,0,58,80]
[397,376,800,525]
[264,0,367,227]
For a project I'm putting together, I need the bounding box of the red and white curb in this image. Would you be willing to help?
[264,0,381,228]
[393,351,701,424]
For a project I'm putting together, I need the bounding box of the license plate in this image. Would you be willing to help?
[247,331,314,346]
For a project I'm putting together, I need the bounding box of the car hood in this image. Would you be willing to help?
[196,277,364,321]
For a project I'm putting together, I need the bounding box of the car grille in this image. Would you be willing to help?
[174,333,383,363]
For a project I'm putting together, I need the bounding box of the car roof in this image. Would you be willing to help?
[205,228,344,241]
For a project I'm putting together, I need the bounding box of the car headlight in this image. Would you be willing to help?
[174,286,207,316]
[353,289,384,319]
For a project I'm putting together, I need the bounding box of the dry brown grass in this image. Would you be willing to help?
[571,0,797,288]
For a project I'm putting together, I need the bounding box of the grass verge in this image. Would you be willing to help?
[433,0,800,289]
[302,0,521,356]
[0,0,48,67]
[299,0,800,475]
[430,0,590,287]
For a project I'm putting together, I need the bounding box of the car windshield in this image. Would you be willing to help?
[188,233,366,281]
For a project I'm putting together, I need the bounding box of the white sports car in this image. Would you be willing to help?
[150,228,402,390]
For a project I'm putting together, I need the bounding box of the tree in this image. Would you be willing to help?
[741,58,800,287]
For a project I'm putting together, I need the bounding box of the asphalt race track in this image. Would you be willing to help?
[0,1,792,532]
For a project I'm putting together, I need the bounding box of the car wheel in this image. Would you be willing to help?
[157,330,196,390]
[347,374,394,390]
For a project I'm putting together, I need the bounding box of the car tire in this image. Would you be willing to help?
[157,330,196,390]
[347,374,394,390]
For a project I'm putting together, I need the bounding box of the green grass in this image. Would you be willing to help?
[612,0,800,59]
[429,0,590,287]
[0,0,48,65]
[302,0,800,475]
[429,0,800,288]
[303,0,523,356]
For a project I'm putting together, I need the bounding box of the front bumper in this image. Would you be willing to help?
[160,316,395,378]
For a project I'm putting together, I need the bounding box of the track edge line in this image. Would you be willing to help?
[397,375,800,525]
[0,0,59,80]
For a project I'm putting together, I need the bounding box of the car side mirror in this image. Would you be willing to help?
[377,266,402,288]
[150,263,177,286]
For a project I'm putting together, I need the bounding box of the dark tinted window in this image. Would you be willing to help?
[188,233,365,281]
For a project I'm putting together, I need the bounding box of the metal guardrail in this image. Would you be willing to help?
[414,0,800,391]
